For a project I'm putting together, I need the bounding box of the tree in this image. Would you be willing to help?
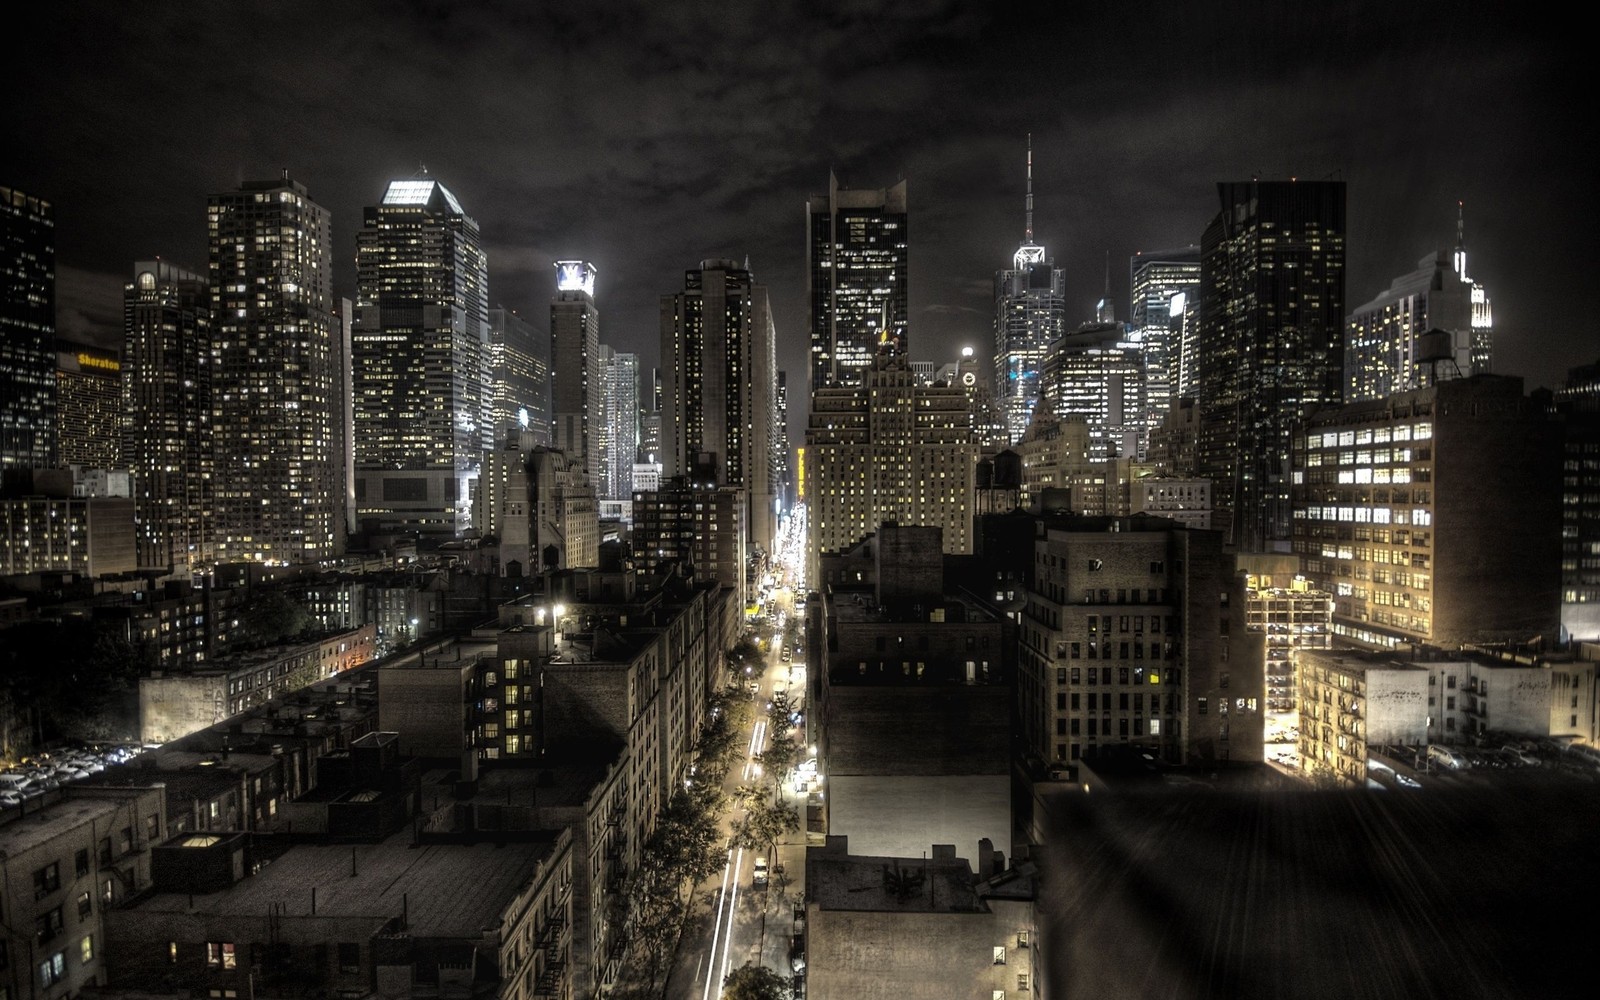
[239,591,311,645]
[722,963,792,1000]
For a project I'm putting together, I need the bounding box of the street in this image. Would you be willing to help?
[668,586,807,1000]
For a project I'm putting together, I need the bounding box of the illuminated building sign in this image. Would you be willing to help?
[554,260,596,296]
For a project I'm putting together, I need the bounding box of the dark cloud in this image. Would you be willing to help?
[5,0,1592,411]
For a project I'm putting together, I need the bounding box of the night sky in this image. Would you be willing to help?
[7,1,1594,404]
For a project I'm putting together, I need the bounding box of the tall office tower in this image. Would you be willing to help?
[488,306,548,447]
[1554,361,1600,641]
[333,296,354,544]
[635,366,663,494]
[660,259,779,551]
[995,140,1066,443]
[1197,180,1346,549]
[775,370,792,511]
[1291,374,1561,649]
[352,175,490,541]
[1,185,56,469]
[1041,321,1147,460]
[632,479,749,607]
[804,356,978,585]
[1129,246,1201,425]
[55,343,121,468]
[123,260,212,571]
[208,173,338,564]
[600,345,639,501]
[806,173,909,391]
[552,261,601,484]
[1345,206,1495,402]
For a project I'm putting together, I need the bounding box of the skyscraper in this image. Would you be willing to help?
[1128,246,1201,424]
[660,259,779,551]
[807,173,909,391]
[1197,180,1346,549]
[55,343,121,469]
[488,306,549,447]
[208,173,339,564]
[994,140,1065,443]
[123,260,211,571]
[353,175,490,540]
[1345,205,1494,403]
[1,185,56,470]
[551,260,601,484]
[598,344,638,501]
[1042,321,1147,460]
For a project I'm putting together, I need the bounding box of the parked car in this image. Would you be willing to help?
[0,789,23,808]
[789,933,806,973]
[753,856,770,888]
[1501,745,1540,766]
[1426,745,1470,770]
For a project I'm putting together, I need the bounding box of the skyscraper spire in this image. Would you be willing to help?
[1453,200,1469,280]
[1025,133,1034,245]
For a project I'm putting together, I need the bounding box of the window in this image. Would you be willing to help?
[34,862,60,899]
[1017,931,1030,949]
[1018,974,1030,991]
[1198,698,1208,715]
[80,935,94,964]
[101,877,114,904]
[39,952,66,989]
[993,945,1006,964]
[338,942,360,973]
[35,907,64,944]
[207,942,237,969]
[120,826,133,853]
[170,942,179,964]
[77,891,92,920]
[75,849,90,878]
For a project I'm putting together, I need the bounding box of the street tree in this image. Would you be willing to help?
[722,962,793,1000]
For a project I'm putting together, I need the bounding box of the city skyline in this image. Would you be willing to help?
[4,1,1591,422]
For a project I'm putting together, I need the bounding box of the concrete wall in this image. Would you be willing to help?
[141,673,228,743]
[377,663,470,759]
[1366,668,1430,744]
[824,685,1009,777]
[807,905,1025,1000]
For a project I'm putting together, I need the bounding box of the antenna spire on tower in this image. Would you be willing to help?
[1453,200,1469,280]
[1025,133,1034,245]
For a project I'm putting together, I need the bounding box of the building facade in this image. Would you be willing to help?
[995,142,1065,444]
[1196,180,1346,549]
[54,344,120,470]
[807,173,909,390]
[660,258,778,550]
[551,260,601,485]
[1345,245,1493,404]
[352,176,491,541]
[122,260,212,571]
[1128,246,1201,427]
[1041,321,1147,460]
[1,184,56,471]
[599,344,639,502]
[1554,361,1600,641]
[487,306,549,448]
[208,175,339,564]
[1292,374,1562,649]
[804,358,978,583]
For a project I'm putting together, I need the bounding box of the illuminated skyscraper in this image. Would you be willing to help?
[995,139,1065,443]
[488,306,549,448]
[1042,321,1147,460]
[55,343,121,469]
[208,173,339,564]
[353,175,490,540]
[1129,246,1200,421]
[660,259,778,551]
[598,344,639,501]
[807,173,909,391]
[551,260,601,484]
[1197,180,1346,549]
[1345,204,1494,402]
[1,185,56,470]
[123,260,211,571]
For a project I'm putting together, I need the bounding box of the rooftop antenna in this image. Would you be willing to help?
[1453,200,1469,280]
[1025,133,1034,244]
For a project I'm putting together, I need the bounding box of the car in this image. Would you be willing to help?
[1394,773,1423,789]
[1502,745,1540,766]
[789,933,806,973]
[753,856,770,888]
[0,789,22,808]
[1426,745,1470,770]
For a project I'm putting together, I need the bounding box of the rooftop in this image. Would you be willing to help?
[0,789,157,855]
[807,840,985,915]
[129,827,558,936]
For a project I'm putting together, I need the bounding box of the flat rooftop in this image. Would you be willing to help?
[129,828,559,936]
[0,791,152,855]
[808,844,984,914]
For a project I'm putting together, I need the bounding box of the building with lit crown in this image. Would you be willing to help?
[352,175,490,541]
[122,260,212,571]
[55,343,121,469]
[995,141,1065,444]
[208,174,339,564]
[551,260,601,485]
[1345,209,1494,403]
[807,173,909,390]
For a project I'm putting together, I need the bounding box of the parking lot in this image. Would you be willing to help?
[1,742,158,809]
